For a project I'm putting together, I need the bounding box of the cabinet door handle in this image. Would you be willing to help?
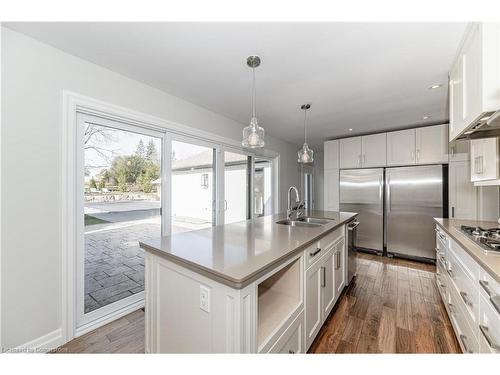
[451,206,455,218]
[416,149,420,162]
[460,291,473,307]
[459,334,473,353]
[336,251,341,270]
[479,325,500,350]
[491,295,500,316]
[321,266,326,287]
[310,248,321,257]
[474,156,484,174]
[479,280,491,296]
[447,268,454,279]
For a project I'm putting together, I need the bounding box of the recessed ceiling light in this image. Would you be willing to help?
[423,115,431,120]
[348,128,353,132]
[428,84,442,90]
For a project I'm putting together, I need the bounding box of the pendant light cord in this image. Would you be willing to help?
[303,107,308,144]
[252,67,256,119]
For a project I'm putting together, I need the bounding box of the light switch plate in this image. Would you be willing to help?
[200,285,210,313]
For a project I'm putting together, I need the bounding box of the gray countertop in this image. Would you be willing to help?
[140,210,358,289]
[434,218,500,283]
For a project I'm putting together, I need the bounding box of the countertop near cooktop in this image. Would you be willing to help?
[434,218,500,284]
[140,210,358,289]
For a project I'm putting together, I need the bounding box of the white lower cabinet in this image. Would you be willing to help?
[268,310,304,354]
[304,236,345,351]
[436,223,500,353]
[334,239,345,296]
[305,253,326,349]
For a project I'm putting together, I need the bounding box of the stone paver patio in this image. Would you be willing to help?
[84,217,212,313]
[84,222,159,313]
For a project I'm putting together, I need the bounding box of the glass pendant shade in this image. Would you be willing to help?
[242,55,265,148]
[298,103,314,163]
[242,117,265,148]
[298,142,314,163]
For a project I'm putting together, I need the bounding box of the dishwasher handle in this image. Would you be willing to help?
[347,220,360,230]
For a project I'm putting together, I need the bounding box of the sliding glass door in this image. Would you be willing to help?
[223,150,251,224]
[171,138,217,234]
[254,158,273,217]
[77,113,165,328]
[75,113,276,332]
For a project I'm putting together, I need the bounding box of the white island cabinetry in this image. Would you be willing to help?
[143,214,353,353]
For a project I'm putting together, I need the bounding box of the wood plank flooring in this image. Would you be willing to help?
[309,252,461,353]
[55,252,460,354]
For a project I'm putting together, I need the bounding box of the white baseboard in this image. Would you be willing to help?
[5,328,63,353]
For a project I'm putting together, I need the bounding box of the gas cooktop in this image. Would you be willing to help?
[459,225,500,254]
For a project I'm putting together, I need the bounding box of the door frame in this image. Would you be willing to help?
[75,112,167,333]
[61,91,280,343]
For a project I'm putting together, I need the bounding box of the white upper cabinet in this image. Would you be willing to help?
[339,137,362,169]
[449,23,500,141]
[323,140,339,170]
[361,133,387,167]
[386,129,416,166]
[470,138,500,183]
[415,124,449,164]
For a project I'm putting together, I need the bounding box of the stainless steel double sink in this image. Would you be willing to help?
[276,217,334,227]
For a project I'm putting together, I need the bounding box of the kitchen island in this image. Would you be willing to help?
[140,210,357,353]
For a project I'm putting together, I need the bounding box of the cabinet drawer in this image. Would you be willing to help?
[448,238,479,281]
[268,310,304,354]
[436,256,448,300]
[447,249,479,330]
[447,282,479,353]
[304,227,343,270]
[319,227,343,250]
[304,241,323,270]
[435,225,448,257]
[478,267,500,303]
[479,294,500,353]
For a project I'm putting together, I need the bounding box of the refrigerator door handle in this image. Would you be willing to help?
[378,175,383,204]
[386,176,391,213]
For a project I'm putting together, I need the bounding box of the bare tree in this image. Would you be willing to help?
[84,123,118,168]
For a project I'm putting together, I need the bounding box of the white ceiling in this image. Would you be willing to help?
[5,22,466,148]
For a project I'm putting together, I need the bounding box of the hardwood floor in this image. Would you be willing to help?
[55,252,460,354]
[308,252,461,353]
[55,309,145,353]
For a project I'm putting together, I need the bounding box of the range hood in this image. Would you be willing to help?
[457,109,500,140]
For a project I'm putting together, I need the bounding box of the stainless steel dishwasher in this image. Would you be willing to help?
[346,219,360,285]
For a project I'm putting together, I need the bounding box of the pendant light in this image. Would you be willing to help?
[242,55,265,148]
[298,103,314,163]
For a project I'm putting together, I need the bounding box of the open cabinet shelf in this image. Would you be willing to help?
[257,257,301,349]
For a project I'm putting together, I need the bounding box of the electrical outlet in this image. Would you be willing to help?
[199,285,210,313]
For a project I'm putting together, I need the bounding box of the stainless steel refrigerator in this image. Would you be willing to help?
[340,165,445,261]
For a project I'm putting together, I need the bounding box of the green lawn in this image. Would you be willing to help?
[84,214,110,226]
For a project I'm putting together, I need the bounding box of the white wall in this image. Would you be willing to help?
[0,28,300,349]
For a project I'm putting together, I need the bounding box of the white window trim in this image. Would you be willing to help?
[61,91,280,344]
